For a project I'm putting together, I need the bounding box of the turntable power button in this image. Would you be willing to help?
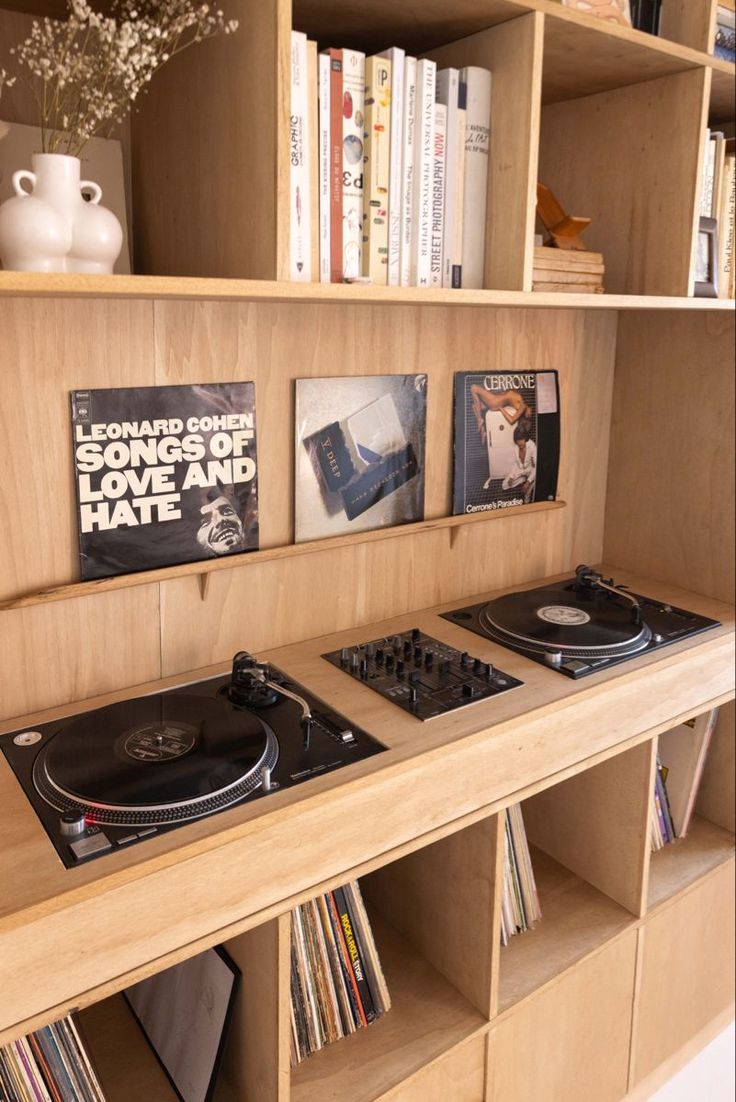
[60,811,86,838]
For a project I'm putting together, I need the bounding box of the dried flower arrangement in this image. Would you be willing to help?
[4,0,238,157]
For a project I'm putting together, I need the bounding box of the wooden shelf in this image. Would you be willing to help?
[290,913,487,1102]
[497,847,637,1014]
[1,270,733,309]
[648,815,735,912]
[0,501,565,612]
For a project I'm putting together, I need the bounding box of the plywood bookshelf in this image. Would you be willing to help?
[0,0,733,1100]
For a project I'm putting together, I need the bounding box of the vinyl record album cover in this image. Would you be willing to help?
[452,371,560,515]
[70,383,258,579]
[295,374,427,541]
[125,947,240,1102]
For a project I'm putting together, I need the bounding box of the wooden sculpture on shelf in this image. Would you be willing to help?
[536,182,592,251]
[560,0,631,26]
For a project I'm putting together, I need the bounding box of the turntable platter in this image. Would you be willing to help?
[33,694,279,826]
[479,584,652,657]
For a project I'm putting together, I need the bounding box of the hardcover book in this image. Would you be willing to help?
[295,374,427,542]
[70,382,258,580]
[452,370,560,515]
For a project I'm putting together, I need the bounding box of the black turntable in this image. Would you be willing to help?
[441,565,720,679]
[0,652,385,867]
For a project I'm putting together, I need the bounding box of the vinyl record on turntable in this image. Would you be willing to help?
[478,583,652,658]
[32,693,279,826]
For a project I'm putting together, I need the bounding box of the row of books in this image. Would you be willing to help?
[0,1014,106,1102]
[501,804,542,945]
[699,128,735,299]
[290,881,391,1064]
[290,33,492,289]
[650,710,719,851]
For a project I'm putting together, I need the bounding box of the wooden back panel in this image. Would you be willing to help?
[0,298,615,719]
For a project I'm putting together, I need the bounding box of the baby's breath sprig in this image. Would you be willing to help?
[6,0,238,157]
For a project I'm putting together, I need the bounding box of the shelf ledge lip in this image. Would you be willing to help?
[1,271,735,310]
[0,501,566,613]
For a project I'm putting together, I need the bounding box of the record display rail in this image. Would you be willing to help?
[0,499,566,612]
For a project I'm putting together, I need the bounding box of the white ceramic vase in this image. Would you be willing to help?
[0,152,123,274]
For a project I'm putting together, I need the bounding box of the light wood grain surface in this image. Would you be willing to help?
[0,568,731,1041]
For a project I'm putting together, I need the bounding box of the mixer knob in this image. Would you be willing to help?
[414,646,422,663]
[473,657,482,673]
[439,658,450,676]
[375,648,385,665]
[385,655,395,672]
[411,628,421,643]
[396,660,405,676]
[484,663,493,678]
[460,651,469,668]
[403,640,413,659]
[350,651,360,670]
[340,647,349,667]
[424,651,433,668]
[462,684,476,699]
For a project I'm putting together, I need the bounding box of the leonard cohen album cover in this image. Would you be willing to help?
[295,374,428,542]
[70,382,258,580]
[452,371,560,515]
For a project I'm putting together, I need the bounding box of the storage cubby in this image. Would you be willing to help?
[292,818,497,1101]
[648,706,736,910]
[496,741,652,1012]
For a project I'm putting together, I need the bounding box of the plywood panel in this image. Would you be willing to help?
[633,860,736,1083]
[538,68,708,295]
[696,700,736,833]
[155,300,617,675]
[603,310,736,604]
[131,0,287,280]
[428,13,544,291]
[489,930,637,1102]
[0,298,156,601]
[220,916,290,1102]
[659,0,716,52]
[0,588,161,720]
[379,1037,486,1102]
[522,739,653,916]
[364,815,499,1017]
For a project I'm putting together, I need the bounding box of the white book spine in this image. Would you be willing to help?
[700,128,714,218]
[318,53,331,283]
[400,56,417,287]
[289,31,311,282]
[410,58,437,288]
[430,103,446,288]
[436,68,460,288]
[454,101,467,288]
[379,47,405,286]
[362,55,392,283]
[460,66,492,290]
[341,48,365,280]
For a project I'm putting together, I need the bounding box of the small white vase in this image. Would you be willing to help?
[0,153,123,274]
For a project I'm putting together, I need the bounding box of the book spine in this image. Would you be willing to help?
[326,49,343,282]
[26,1036,62,1102]
[15,1038,50,1102]
[318,52,331,283]
[341,48,365,280]
[289,31,311,282]
[379,47,405,286]
[453,89,466,288]
[362,55,392,284]
[700,129,714,218]
[430,103,447,288]
[718,152,735,298]
[400,56,417,287]
[460,66,492,289]
[436,68,460,288]
[410,58,437,288]
[307,41,319,283]
[332,886,376,1023]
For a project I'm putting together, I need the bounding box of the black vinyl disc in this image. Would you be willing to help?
[479,584,652,656]
[33,694,279,825]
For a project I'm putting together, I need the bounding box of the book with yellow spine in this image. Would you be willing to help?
[362,55,392,284]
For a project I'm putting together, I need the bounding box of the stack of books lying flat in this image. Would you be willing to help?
[290,880,391,1064]
[532,246,605,294]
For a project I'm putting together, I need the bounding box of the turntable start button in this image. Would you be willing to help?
[70,832,112,861]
